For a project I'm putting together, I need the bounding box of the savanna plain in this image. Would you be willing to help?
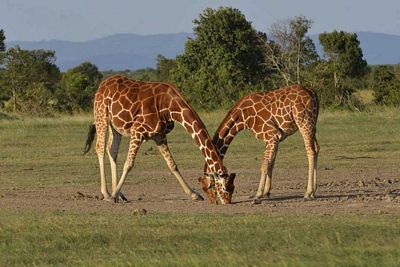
[0,108,399,266]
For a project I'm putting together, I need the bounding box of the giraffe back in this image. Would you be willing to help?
[93,75,184,136]
[223,84,319,141]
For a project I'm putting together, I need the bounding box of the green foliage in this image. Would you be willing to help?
[0,29,5,52]
[55,62,102,112]
[372,65,400,106]
[319,31,367,78]
[171,7,270,109]
[102,56,175,82]
[0,29,5,65]
[314,31,368,109]
[104,68,158,81]
[0,46,60,115]
[155,54,176,81]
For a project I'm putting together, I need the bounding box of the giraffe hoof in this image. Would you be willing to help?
[252,198,262,205]
[104,196,118,203]
[118,192,129,203]
[263,193,271,199]
[100,193,111,200]
[191,193,204,201]
[304,193,316,201]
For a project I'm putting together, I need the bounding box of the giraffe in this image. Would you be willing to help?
[198,85,319,204]
[83,75,235,204]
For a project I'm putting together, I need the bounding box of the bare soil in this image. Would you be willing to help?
[1,167,399,215]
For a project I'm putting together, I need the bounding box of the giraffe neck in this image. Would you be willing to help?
[204,108,246,174]
[169,98,225,175]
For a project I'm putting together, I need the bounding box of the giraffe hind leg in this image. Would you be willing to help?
[300,129,318,200]
[110,133,142,203]
[95,122,110,199]
[293,106,318,200]
[310,138,319,198]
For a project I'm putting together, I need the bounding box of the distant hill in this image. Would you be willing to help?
[6,33,192,71]
[6,31,400,71]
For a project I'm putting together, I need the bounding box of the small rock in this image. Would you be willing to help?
[132,209,147,216]
[383,195,394,202]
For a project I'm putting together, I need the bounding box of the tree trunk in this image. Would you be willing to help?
[12,88,16,113]
[296,38,301,84]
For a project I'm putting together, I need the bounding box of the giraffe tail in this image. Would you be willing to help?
[83,123,96,155]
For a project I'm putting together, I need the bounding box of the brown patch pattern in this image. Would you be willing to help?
[92,75,231,203]
[202,85,320,204]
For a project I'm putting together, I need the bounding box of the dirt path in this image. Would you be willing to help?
[1,167,399,216]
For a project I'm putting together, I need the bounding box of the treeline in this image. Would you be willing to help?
[1,7,400,116]
[0,33,102,115]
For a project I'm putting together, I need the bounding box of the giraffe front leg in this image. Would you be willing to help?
[253,161,267,205]
[155,135,203,201]
[253,141,278,205]
[106,126,128,202]
[110,134,142,203]
[263,145,278,199]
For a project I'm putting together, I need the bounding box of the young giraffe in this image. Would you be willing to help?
[83,75,235,203]
[198,85,319,204]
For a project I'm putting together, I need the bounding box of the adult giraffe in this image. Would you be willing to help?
[83,75,235,203]
[198,85,319,204]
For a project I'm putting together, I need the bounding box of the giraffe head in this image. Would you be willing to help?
[198,172,236,204]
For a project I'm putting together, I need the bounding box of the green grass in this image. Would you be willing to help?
[1,109,400,266]
[0,210,399,266]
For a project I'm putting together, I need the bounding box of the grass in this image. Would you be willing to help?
[0,210,399,266]
[1,109,399,190]
[0,109,400,266]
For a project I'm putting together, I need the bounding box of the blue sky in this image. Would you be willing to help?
[1,0,400,41]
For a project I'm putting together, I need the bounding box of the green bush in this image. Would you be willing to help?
[372,65,400,106]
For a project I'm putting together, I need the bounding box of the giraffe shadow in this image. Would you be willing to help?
[231,195,303,204]
[231,191,367,204]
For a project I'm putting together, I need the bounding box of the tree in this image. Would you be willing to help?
[0,46,60,114]
[372,65,400,106]
[71,61,103,86]
[0,29,6,105]
[318,31,368,106]
[0,29,5,63]
[262,16,318,86]
[55,61,102,112]
[155,54,176,81]
[171,7,270,109]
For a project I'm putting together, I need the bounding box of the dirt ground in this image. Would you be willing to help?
[1,167,399,216]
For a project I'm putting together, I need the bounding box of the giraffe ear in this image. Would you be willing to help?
[227,173,236,187]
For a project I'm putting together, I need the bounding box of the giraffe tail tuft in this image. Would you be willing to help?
[83,124,96,155]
